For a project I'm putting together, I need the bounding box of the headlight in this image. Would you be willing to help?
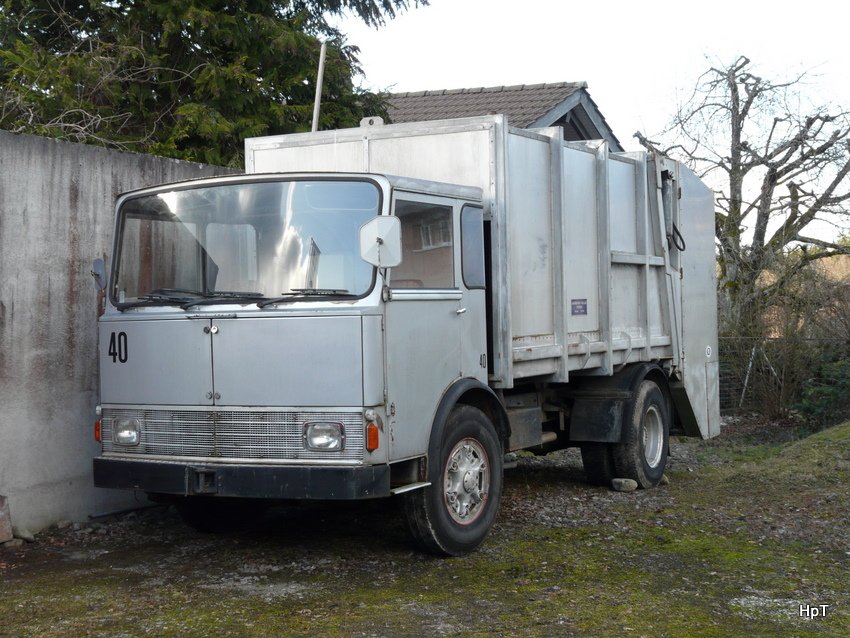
[113,418,141,446]
[303,422,345,451]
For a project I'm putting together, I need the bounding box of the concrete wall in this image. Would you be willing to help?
[0,132,236,535]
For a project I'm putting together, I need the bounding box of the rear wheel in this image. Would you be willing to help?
[580,443,617,486]
[613,380,670,488]
[404,405,503,556]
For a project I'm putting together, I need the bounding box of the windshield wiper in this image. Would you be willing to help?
[147,287,205,297]
[182,291,265,309]
[292,288,352,295]
[257,288,355,308]
[115,290,202,310]
[116,289,264,311]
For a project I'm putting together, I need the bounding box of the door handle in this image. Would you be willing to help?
[456,307,467,315]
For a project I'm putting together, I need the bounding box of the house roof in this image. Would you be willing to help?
[387,82,623,151]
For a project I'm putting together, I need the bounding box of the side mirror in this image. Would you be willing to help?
[359,216,402,268]
[91,258,107,291]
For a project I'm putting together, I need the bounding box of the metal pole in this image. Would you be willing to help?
[739,343,757,409]
[311,41,327,133]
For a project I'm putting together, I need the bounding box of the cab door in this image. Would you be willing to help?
[384,194,485,461]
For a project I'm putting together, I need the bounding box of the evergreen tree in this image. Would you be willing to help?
[0,0,420,165]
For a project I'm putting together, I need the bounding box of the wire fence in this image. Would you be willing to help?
[718,336,850,417]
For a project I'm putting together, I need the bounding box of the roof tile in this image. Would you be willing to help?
[388,82,588,128]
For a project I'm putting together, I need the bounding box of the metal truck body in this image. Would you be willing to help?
[94,115,719,554]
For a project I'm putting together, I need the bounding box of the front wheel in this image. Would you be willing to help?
[403,405,503,556]
[612,379,670,488]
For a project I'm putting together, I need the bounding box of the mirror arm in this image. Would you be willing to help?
[91,257,107,291]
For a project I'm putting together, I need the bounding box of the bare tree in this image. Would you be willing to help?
[651,56,850,334]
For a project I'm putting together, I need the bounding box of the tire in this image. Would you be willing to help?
[175,497,267,533]
[580,443,617,486]
[403,405,503,556]
[613,379,670,488]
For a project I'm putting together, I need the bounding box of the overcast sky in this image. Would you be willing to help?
[334,0,850,153]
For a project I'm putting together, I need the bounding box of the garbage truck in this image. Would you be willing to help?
[92,115,719,555]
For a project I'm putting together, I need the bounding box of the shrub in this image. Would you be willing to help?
[796,357,850,427]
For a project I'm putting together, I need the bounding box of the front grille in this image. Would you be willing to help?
[101,407,364,462]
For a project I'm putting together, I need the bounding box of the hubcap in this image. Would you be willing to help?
[443,438,490,524]
[643,405,664,468]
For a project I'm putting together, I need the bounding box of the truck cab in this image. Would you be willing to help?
[94,173,499,552]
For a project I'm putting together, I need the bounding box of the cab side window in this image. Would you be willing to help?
[391,200,455,289]
[461,206,485,289]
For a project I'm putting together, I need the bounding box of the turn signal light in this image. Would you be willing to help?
[366,422,380,452]
[94,419,102,443]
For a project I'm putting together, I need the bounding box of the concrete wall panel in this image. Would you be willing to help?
[0,132,235,534]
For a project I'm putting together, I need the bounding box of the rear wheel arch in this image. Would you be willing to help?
[641,365,673,415]
[571,363,672,487]
[612,366,673,488]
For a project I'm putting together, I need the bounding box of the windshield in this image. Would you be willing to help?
[112,179,380,306]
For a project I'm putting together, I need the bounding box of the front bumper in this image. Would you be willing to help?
[93,457,390,500]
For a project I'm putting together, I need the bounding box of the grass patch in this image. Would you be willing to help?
[1,422,848,637]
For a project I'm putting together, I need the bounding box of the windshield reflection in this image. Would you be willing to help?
[113,179,380,306]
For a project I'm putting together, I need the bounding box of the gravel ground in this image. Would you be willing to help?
[1,418,848,637]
